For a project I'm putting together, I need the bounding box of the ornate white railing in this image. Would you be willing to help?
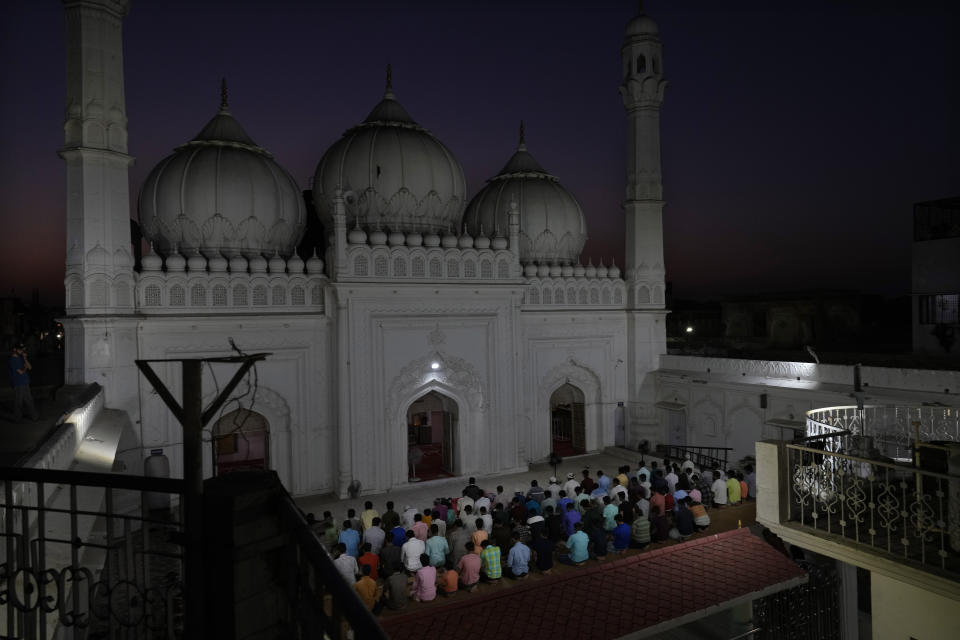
[806,405,960,461]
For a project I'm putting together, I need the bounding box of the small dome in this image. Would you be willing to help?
[463,125,587,264]
[287,253,305,274]
[138,85,306,259]
[625,13,659,38]
[305,250,324,274]
[313,67,466,235]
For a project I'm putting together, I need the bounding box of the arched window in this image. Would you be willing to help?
[429,258,442,278]
[233,285,248,306]
[169,284,185,307]
[412,256,425,278]
[253,285,268,306]
[601,288,611,305]
[393,257,407,277]
[555,288,564,304]
[636,54,647,74]
[354,255,369,276]
[447,259,459,278]
[614,288,623,305]
[497,260,510,279]
[311,284,323,305]
[191,284,206,306]
[212,285,227,306]
[578,288,588,305]
[480,259,493,279]
[464,260,476,278]
[529,288,540,305]
[272,285,286,305]
[374,255,388,277]
[542,288,552,305]
[590,288,600,305]
[291,285,305,305]
[144,284,161,307]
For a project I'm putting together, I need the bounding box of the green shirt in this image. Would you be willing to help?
[726,477,741,503]
[481,545,502,579]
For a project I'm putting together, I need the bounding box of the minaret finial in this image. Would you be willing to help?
[220,77,229,110]
[386,64,393,92]
[519,120,526,146]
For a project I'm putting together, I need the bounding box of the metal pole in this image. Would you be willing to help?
[182,360,205,637]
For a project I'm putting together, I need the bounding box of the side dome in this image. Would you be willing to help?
[138,87,306,258]
[462,126,587,264]
[313,68,467,235]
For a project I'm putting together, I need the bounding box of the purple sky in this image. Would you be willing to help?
[1,0,956,305]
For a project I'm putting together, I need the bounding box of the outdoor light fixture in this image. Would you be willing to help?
[431,361,440,370]
[685,326,694,333]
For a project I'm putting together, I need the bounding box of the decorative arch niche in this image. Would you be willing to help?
[386,351,485,487]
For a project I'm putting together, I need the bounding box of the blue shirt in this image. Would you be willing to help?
[524,499,541,515]
[425,536,449,567]
[602,504,619,531]
[597,475,611,491]
[338,528,360,557]
[391,526,406,547]
[8,355,29,386]
[566,530,589,563]
[562,509,581,536]
[507,541,530,575]
[612,523,631,550]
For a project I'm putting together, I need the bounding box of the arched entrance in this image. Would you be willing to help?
[212,408,270,475]
[551,384,585,456]
[406,391,457,481]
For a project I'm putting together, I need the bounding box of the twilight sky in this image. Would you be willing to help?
[1,0,956,305]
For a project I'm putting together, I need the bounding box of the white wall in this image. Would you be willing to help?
[871,572,960,640]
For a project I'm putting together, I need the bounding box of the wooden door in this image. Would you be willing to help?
[442,413,454,473]
[572,402,586,453]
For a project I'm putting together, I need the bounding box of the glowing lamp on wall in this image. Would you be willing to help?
[685,326,694,333]
[431,361,441,370]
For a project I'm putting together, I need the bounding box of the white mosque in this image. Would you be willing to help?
[60,0,959,498]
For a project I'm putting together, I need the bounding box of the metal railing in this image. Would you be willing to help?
[785,443,960,580]
[657,444,733,471]
[276,491,388,640]
[806,405,960,461]
[1,466,186,639]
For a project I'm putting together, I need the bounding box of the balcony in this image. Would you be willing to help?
[756,404,960,599]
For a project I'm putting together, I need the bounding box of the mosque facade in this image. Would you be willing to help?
[59,0,669,497]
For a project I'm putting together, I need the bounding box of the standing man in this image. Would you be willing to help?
[8,343,37,421]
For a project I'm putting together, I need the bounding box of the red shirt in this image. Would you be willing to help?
[358,552,380,580]
[664,493,675,512]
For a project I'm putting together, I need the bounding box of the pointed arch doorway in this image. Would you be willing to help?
[551,383,585,456]
[212,408,270,474]
[406,391,458,481]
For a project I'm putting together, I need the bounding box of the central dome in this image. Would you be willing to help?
[313,69,466,235]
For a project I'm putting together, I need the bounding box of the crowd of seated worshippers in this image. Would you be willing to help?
[305,460,753,613]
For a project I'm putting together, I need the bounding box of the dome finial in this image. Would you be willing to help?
[518,120,527,150]
[220,77,229,111]
[385,64,393,94]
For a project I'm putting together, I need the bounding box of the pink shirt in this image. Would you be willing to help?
[457,552,482,586]
[689,488,702,503]
[412,521,429,541]
[412,565,437,601]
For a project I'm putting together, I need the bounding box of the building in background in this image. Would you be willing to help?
[912,197,960,356]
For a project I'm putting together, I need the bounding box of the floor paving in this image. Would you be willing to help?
[294,448,652,518]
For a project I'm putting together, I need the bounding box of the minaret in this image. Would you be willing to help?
[620,3,669,450]
[620,2,668,308]
[59,0,139,414]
